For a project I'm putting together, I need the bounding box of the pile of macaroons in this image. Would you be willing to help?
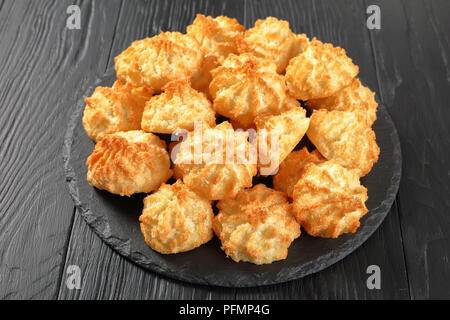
[82,15,380,265]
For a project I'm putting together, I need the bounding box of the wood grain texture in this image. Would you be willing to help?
[236,202,409,299]
[58,0,409,300]
[58,208,235,299]
[234,0,409,299]
[58,0,244,300]
[2,0,448,299]
[0,0,121,299]
[105,0,245,70]
[366,0,450,299]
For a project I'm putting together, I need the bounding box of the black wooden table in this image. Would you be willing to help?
[1,0,449,300]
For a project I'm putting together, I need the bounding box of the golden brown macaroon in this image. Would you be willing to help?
[187,14,245,58]
[255,106,310,175]
[237,17,309,73]
[115,32,203,91]
[209,53,293,128]
[82,81,153,142]
[306,78,378,127]
[214,184,300,265]
[273,147,325,198]
[139,180,214,254]
[285,38,359,100]
[187,15,244,96]
[172,121,257,200]
[141,79,215,134]
[293,161,368,238]
[307,109,380,176]
[191,54,221,98]
[86,130,172,196]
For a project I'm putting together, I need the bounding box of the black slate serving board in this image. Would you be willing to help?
[64,70,402,287]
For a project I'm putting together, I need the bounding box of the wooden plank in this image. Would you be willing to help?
[58,0,244,300]
[236,203,409,299]
[58,209,236,299]
[58,0,412,299]
[0,0,121,299]
[235,0,410,299]
[105,0,245,70]
[366,0,450,299]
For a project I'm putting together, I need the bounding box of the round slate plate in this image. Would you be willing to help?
[64,70,402,287]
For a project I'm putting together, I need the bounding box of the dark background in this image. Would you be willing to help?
[0,0,449,299]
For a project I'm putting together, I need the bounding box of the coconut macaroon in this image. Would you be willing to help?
[141,79,215,134]
[191,55,221,98]
[214,184,300,265]
[255,106,310,175]
[306,78,378,127]
[187,15,245,95]
[307,109,380,177]
[293,161,368,238]
[82,81,153,142]
[115,32,203,92]
[273,147,325,198]
[86,130,172,196]
[285,38,359,100]
[209,53,293,128]
[237,17,309,73]
[187,14,245,59]
[172,121,257,200]
[139,180,214,254]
